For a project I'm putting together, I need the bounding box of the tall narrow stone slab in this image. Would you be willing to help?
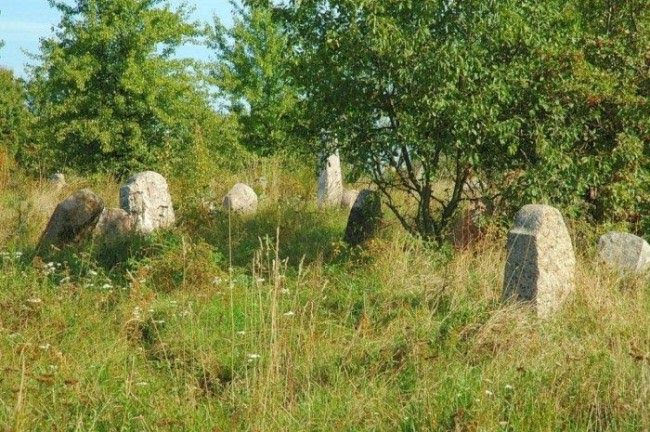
[343,189,382,246]
[38,189,104,251]
[502,204,575,318]
[317,153,343,208]
[598,232,650,274]
[120,171,175,234]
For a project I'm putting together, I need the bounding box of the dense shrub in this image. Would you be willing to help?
[24,0,219,177]
[271,0,649,240]
[209,1,304,156]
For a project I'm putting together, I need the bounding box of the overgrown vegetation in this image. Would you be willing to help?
[1,0,648,235]
[0,0,649,429]
[1,161,650,430]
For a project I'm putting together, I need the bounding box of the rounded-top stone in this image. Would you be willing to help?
[598,232,650,274]
[119,171,175,234]
[223,183,258,214]
[502,204,576,318]
[343,189,382,246]
[38,188,105,251]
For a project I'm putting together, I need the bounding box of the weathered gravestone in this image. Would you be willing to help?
[120,171,175,234]
[343,189,382,246]
[317,153,343,208]
[223,183,258,214]
[38,189,104,251]
[598,232,650,274]
[502,204,575,318]
[94,208,133,243]
[341,189,359,210]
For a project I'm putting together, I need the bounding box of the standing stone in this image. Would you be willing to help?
[341,189,360,210]
[598,232,650,274]
[223,183,258,214]
[94,208,133,243]
[120,171,175,234]
[49,173,66,191]
[317,153,343,208]
[502,204,575,318]
[38,189,104,251]
[49,173,66,185]
[343,189,382,246]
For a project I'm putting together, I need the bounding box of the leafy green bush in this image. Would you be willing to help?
[209,1,304,156]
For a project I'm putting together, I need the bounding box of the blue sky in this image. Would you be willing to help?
[0,1,234,77]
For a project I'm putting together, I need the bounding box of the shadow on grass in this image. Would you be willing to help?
[19,199,356,288]
[181,199,350,269]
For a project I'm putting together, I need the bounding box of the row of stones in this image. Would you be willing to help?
[39,172,261,250]
[41,170,649,321]
[39,168,381,250]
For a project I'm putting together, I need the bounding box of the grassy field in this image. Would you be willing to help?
[1,156,649,431]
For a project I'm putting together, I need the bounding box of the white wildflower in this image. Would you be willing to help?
[485,390,494,397]
[283,311,295,317]
[27,298,42,304]
[88,270,98,277]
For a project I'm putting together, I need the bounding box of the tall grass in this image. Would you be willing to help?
[0,156,649,431]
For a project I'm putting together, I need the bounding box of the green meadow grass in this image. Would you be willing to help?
[0,158,649,431]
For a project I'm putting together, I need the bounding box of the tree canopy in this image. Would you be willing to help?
[25,0,215,176]
[272,0,649,239]
[209,0,301,155]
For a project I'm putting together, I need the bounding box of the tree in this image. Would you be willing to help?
[0,68,31,159]
[26,0,214,176]
[209,0,301,155]
[275,0,649,240]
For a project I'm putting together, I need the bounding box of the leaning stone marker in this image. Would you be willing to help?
[94,208,133,243]
[343,189,382,246]
[598,232,650,274]
[223,183,258,214]
[317,153,343,208]
[341,189,359,210]
[120,171,175,234]
[502,204,575,318]
[38,189,104,251]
